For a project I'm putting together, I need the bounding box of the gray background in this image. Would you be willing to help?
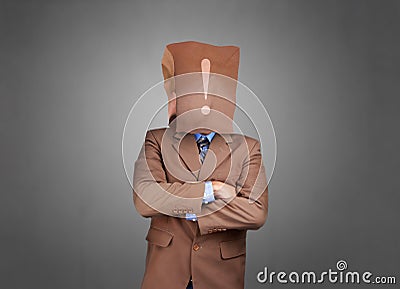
[1,0,399,288]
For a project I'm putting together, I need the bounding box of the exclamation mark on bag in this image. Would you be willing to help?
[201,58,211,115]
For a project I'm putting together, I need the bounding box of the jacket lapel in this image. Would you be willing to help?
[172,132,202,178]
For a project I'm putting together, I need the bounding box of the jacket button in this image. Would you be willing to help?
[193,244,200,251]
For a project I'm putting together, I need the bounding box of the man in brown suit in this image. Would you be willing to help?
[133,41,268,289]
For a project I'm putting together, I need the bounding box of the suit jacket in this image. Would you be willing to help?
[133,127,268,289]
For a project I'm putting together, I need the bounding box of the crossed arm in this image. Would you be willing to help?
[133,130,268,235]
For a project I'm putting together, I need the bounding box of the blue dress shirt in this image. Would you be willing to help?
[186,132,216,221]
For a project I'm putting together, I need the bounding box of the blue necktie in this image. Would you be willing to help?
[196,136,210,163]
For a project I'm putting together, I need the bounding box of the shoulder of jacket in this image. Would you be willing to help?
[229,133,259,146]
[145,127,168,139]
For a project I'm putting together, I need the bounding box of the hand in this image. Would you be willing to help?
[211,181,236,200]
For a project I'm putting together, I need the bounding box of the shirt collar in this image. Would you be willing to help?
[194,132,216,143]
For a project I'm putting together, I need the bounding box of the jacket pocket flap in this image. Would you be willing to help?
[220,238,246,259]
[145,227,173,247]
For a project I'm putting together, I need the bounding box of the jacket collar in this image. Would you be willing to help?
[172,131,232,180]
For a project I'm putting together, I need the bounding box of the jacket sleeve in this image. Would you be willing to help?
[197,140,269,235]
[133,130,205,218]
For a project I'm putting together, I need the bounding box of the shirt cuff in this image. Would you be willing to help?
[186,213,197,221]
[202,181,215,204]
